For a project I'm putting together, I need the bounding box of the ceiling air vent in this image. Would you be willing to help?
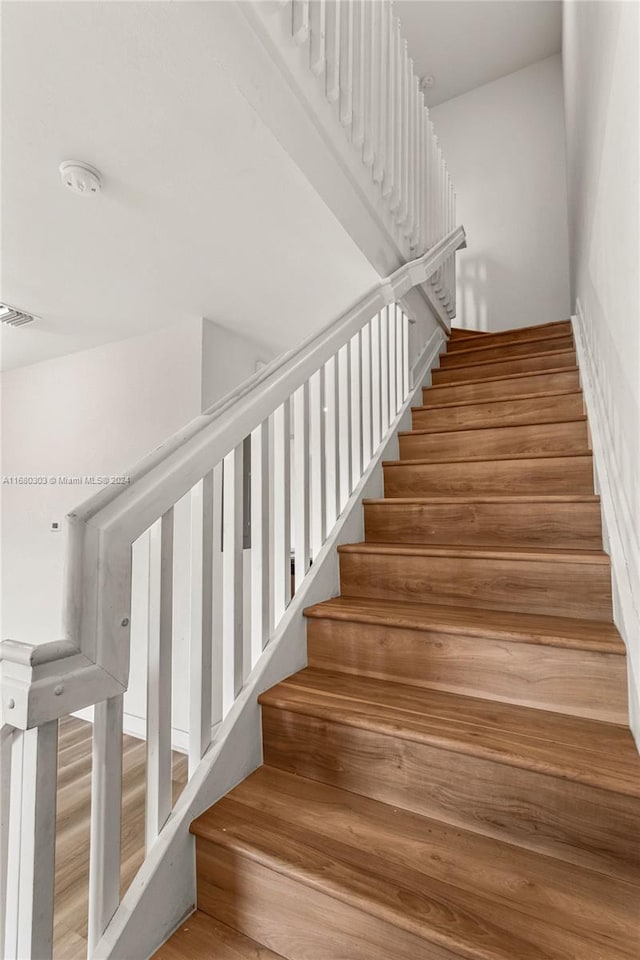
[0,303,38,328]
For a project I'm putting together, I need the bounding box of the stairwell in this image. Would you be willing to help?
[153,319,640,960]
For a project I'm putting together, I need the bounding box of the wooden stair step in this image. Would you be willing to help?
[363,495,602,549]
[412,391,584,430]
[450,326,489,338]
[432,351,577,385]
[448,320,572,351]
[191,767,639,960]
[440,333,574,367]
[398,418,589,461]
[260,669,640,879]
[383,452,594,497]
[151,911,285,959]
[422,368,580,405]
[338,542,612,620]
[305,597,627,722]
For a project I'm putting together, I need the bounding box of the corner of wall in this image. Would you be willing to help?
[572,304,640,747]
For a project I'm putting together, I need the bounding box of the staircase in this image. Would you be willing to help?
[152,320,639,958]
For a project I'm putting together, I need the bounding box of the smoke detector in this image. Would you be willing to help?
[0,303,38,327]
[59,161,102,196]
[420,75,436,93]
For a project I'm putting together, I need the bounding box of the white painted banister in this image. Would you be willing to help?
[0,3,464,951]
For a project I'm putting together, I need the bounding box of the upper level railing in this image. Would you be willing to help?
[0,4,462,956]
[246,0,457,318]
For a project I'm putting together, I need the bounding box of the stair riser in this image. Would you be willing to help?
[339,552,612,621]
[306,619,628,723]
[441,335,574,367]
[384,455,594,497]
[196,840,456,960]
[449,322,572,351]
[432,352,576,384]
[422,370,580,405]
[399,420,589,461]
[363,500,602,549]
[412,393,584,430]
[262,708,640,882]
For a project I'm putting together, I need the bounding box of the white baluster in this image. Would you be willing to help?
[363,0,375,166]
[403,66,416,238]
[146,508,174,848]
[388,305,397,416]
[391,22,402,211]
[352,1,365,146]
[382,7,395,199]
[339,0,353,126]
[349,332,362,487]
[380,306,389,431]
[272,403,292,620]
[403,313,410,397]
[250,422,270,666]
[399,41,410,225]
[395,306,404,410]
[337,341,352,509]
[293,382,310,591]
[309,370,326,557]
[211,463,224,721]
[371,311,382,450]
[309,0,326,75]
[3,721,58,960]
[360,320,372,468]
[88,695,123,954]
[0,723,11,955]
[373,0,388,183]
[292,0,310,44]
[323,356,339,532]
[325,0,340,102]
[223,443,244,708]
[189,480,211,777]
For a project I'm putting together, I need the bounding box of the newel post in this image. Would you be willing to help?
[1,717,59,960]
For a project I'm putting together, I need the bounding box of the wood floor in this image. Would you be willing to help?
[155,320,640,960]
[53,717,187,960]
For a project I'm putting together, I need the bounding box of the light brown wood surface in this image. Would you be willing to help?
[398,417,589,460]
[411,391,585,430]
[53,716,187,960]
[432,350,577,384]
[383,452,595,496]
[422,368,580,404]
[440,333,574,366]
[157,319,640,959]
[448,319,571,349]
[363,495,603,548]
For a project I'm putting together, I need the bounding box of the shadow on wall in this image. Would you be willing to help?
[457,256,490,332]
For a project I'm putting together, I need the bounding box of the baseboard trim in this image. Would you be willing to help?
[572,305,640,746]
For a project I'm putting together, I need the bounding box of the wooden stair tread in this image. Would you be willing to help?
[412,388,582,412]
[444,332,573,358]
[364,495,600,504]
[383,450,593,466]
[191,768,638,960]
[425,364,579,391]
[399,415,587,436]
[152,911,286,959]
[259,669,640,797]
[450,320,572,345]
[304,596,625,654]
[337,541,609,564]
[436,348,576,373]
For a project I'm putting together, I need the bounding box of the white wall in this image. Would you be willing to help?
[1,317,279,745]
[431,55,570,332]
[563,0,640,737]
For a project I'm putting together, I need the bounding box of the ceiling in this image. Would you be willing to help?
[0,2,377,370]
[395,0,562,107]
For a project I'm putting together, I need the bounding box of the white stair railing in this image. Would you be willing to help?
[247,0,458,315]
[0,225,464,960]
